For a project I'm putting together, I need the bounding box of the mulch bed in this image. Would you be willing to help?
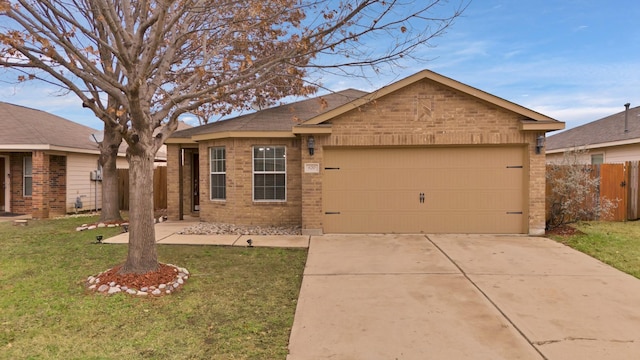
[546,224,584,237]
[96,263,179,290]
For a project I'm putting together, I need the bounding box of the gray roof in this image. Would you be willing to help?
[171,89,368,139]
[0,101,100,152]
[547,105,640,150]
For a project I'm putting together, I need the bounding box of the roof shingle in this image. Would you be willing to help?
[547,105,640,150]
[0,101,100,152]
[171,89,368,139]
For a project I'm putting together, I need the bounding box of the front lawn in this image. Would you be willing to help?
[0,216,307,359]
[548,221,640,279]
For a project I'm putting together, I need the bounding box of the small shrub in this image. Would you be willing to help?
[546,149,617,229]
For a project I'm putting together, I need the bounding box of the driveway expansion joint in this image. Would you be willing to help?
[425,234,549,360]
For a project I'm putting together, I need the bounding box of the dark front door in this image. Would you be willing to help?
[192,153,199,211]
[0,157,5,211]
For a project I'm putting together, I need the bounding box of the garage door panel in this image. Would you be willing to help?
[427,190,523,211]
[323,147,527,234]
[326,190,422,212]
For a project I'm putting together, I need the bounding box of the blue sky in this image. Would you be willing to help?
[1,0,638,134]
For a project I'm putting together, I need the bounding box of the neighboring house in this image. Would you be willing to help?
[0,102,128,218]
[166,70,564,235]
[546,105,640,164]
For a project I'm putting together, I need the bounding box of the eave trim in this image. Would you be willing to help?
[191,131,295,141]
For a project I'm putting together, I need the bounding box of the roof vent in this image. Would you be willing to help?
[624,103,631,133]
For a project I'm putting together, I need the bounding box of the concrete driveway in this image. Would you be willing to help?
[287,234,640,360]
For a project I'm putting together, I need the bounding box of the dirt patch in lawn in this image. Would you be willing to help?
[546,224,584,237]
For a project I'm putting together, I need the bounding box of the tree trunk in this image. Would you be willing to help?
[99,149,122,223]
[98,122,123,223]
[120,150,158,274]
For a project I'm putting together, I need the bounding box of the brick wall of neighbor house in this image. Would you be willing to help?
[300,78,547,235]
[197,137,302,226]
[49,155,67,216]
[31,150,50,219]
[9,153,31,215]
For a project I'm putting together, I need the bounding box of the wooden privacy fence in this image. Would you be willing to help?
[117,167,168,210]
[546,161,640,222]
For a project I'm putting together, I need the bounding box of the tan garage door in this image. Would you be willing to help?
[323,147,527,233]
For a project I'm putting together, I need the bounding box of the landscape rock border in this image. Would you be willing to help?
[75,215,168,232]
[86,263,189,297]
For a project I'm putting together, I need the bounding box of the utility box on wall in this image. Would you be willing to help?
[90,169,102,181]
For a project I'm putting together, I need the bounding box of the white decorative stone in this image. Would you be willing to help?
[88,284,96,290]
[97,223,106,228]
[107,224,116,228]
[88,225,97,230]
[152,289,161,296]
[127,289,137,295]
[97,284,109,292]
[137,291,148,296]
[158,284,166,289]
[107,287,121,294]
[177,278,184,285]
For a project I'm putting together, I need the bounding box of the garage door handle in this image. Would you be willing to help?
[419,193,425,203]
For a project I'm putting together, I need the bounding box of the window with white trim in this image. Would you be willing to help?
[209,147,226,200]
[23,155,32,196]
[253,146,286,201]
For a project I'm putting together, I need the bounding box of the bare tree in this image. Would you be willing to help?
[0,0,467,274]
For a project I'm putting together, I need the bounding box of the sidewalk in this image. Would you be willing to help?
[103,220,310,248]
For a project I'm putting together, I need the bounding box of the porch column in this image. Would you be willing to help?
[166,144,182,220]
[31,151,50,219]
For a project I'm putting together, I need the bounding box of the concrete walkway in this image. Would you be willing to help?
[287,234,640,360]
[103,223,640,359]
[103,220,310,248]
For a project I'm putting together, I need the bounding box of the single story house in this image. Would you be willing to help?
[166,70,564,235]
[546,104,640,164]
[0,102,129,218]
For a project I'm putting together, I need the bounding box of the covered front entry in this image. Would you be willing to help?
[322,146,527,234]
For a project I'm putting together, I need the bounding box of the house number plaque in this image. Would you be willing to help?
[304,163,320,173]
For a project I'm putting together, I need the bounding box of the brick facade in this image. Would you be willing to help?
[167,73,558,235]
[8,153,31,215]
[3,152,67,218]
[166,143,181,220]
[48,155,67,216]
[299,79,547,235]
[197,138,302,226]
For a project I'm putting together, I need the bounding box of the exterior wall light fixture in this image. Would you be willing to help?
[308,136,315,156]
[536,135,545,155]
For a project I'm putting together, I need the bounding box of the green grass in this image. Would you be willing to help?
[549,221,640,279]
[0,216,307,359]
